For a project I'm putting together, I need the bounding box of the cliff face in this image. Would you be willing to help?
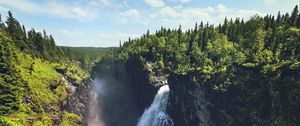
[49,66,92,126]
[92,57,300,126]
[61,75,92,125]
[166,63,300,126]
[167,75,212,126]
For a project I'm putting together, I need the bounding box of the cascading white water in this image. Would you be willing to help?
[137,85,173,126]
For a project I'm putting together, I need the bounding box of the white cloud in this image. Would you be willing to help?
[215,4,230,15]
[173,0,190,3]
[114,3,262,31]
[96,0,111,5]
[145,0,165,8]
[46,2,98,21]
[120,9,140,17]
[160,7,178,17]
[0,0,40,13]
[135,4,262,30]
[119,9,145,25]
[90,0,111,6]
[0,0,98,21]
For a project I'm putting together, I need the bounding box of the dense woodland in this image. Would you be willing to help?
[118,6,299,76]
[0,11,113,125]
[61,47,117,70]
[1,11,115,65]
[0,4,299,126]
[111,5,300,125]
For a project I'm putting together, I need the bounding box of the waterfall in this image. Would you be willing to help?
[137,85,173,126]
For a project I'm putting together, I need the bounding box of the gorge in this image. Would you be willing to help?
[0,4,300,126]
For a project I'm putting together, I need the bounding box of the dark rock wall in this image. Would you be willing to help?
[91,58,300,126]
[167,74,212,126]
[166,64,300,126]
[92,58,157,126]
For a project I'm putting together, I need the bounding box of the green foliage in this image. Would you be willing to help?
[61,47,117,71]
[0,30,23,115]
[114,7,300,125]
[0,13,90,125]
[59,111,82,126]
[117,5,299,78]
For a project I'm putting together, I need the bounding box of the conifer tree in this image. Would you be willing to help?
[290,5,299,26]
[5,11,27,51]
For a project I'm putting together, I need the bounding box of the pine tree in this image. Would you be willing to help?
[5,11,27,51]
[297,13,300,28]
[178,25,182,45]
[290,5,299,26]
[222,17,229,35]
[0,32,23,115]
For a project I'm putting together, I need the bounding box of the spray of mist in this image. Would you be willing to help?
[88,78,106,126]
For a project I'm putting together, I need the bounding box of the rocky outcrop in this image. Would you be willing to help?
[167,74,212,126]
[55,68,92,125]
[166,63,300,126]
[64,77,92,125]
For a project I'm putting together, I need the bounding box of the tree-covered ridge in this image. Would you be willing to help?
[1,11,115,66]
[115,6,300,125]
[119,6,300,76]
[0,12,92,125]
[61,47,118,70]
[1,11,64,62]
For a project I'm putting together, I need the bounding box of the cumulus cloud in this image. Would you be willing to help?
[119,9,145,24]
[90,0,112,6]
[139,4,262,29]
[46,2,98,20]
[0,0,98,21]
[145,0,165,8]
[120,9,140,17]
[172,0,191,4]
[160,7,178,17]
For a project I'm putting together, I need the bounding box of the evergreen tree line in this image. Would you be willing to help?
[61,47,118,70]
[0,27,25,116]
[119,5,300,75]
[115,5,300,125]
[0,11,115,67]
[0,11,64,61]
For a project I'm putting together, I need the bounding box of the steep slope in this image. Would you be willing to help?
[0,23,91,126]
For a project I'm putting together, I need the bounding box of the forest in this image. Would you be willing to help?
[0,11,113,126]
[107,5,300,125]
[0,3,299,126]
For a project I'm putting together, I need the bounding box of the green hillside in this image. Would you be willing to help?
[0,11,103,126]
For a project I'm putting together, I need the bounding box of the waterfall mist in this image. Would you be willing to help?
[88,75,143,126]
[88,79,105,126]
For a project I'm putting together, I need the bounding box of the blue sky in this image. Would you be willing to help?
[0,0,298,47]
